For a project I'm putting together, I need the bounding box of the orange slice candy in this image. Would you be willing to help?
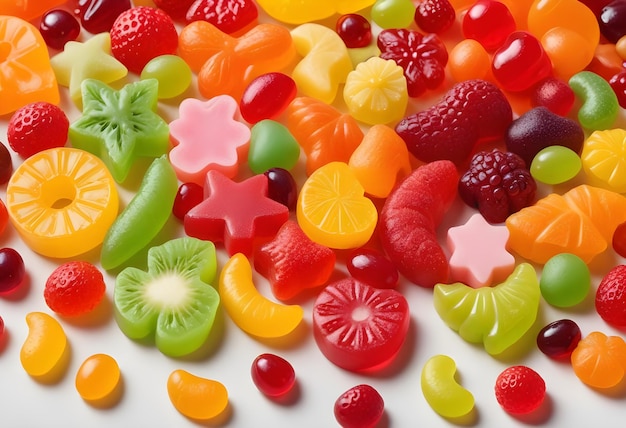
[571,331,626,389]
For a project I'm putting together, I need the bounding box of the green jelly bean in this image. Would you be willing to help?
[530,145,582,185]
[569,71,619,131]
[540,253,591,308]
[100,155,178,270]
[140,55,192,99]
[371,0,415,29]
[248,119,300,174]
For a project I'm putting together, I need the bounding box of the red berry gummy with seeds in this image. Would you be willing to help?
[7,102,69,158]
[44,261,106,317]
[334,384,384,428]
[495,365,546,414]
[595,265,626,327]
[185,0,258,34]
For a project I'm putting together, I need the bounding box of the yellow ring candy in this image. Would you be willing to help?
[6,147,119,258]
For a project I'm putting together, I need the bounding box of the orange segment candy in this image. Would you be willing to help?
[348,124,411,199]
[506,185,626,264]
[571,331,626,389]
[0,16,59,116]
[178,21,295,101]
[20,312,69,383]
[75,354,122,407]
[297,161,378,249]
[285,97,363,176]
[6,148,119,258]
[167,369,229,421]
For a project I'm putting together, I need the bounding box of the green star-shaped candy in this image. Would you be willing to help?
[69,78,170,183]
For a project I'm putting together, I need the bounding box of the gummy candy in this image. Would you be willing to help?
[530,145,582,185]
[539,253,591,308]
[140,55,192,99]
[571,331,626,389]
[20,312,69,383]
[167,369,229,421]
[248,120,300,175]
[569,70,619,130]
[255,0,375,24]
[421,355,475,418]
[251,353,296,397]
[75,354,122,406]
[580,128,626,193]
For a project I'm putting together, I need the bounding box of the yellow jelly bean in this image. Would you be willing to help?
[421,355,475,419]
[219,253,304,338]
[20,312,69,383]
[167,369,229,421]
[581,128,626,193]
[290,23,354,104]
[75,354,122,407]
[343,56,408,125]
[6,148,119,258]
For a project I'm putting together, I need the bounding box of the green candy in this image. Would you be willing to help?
[248,119,300,174]
[100,155,178,270]
[540,253,591,308]
[569,71,619,131]
[371,0,415,29]
[530,145,582,185]
[140,55,192,99]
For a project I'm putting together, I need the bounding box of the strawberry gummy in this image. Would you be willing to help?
[395,79,512,165]
[495,365,546,414]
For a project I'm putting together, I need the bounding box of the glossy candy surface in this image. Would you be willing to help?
[0,248,25,295]
[20,312,69,383]
[536,319,581,359]
[75,354,121,406]
[334,384,384,428]
[140,55,192,99]
[462,0,516,51]
[39,9,81,51]
[336,14,372,48]
[571,331,626,388]
[569,71,620,130]
[346,247,399,289]
[251,353,296,397]
[530,145,582,185]
[539,253,591,307]
[248,120,300,174]
[167,369,228,421]
[240,72,297,124]
[581,128,626,193]
[421,355,474,418]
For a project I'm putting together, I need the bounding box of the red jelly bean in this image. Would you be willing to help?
[0,142,12,185]
[336,14,372,48]
[264,168,298,211]
[172,182,204,221]
[0,248,25,295]
[240,72,297,124]
[346,248,399,289]
[536,319,581,359]
[251,353,296,397]
[39,9,81,50]
[74,0,131,34]
[492,31,553,92]
[462,0,516,51]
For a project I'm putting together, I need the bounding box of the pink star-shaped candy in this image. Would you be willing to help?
[169,96,250,185]
[447,213,515,288]
[184,170,289,256]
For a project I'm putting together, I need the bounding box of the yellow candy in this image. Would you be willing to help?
[75,354,122,407]
[167,369,229,421]
[20,312,69,383]
[343,56,408,125]
[421,355,475,419]
[581,128,626,193]
[255,0,375,24]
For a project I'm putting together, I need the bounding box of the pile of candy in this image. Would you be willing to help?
[1,0,626,426]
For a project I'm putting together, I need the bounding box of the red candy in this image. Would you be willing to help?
[251,353,296,397]
[463,0,516,51]
[313,278,410,372]
[377,29,448,97]
[0,248,25,295]
[536,319,581,359]
[0,143,12,184]
[186,0,258,35]
[614,222,626,258]
[495,365,546,414]
[531,77,576,116]
[240,72,297,124]
[334,384,384,428]
[43,261,106,317]
[595,264,626,327]
[336,14,372,48]
[414,0,456,34]
[153,0,195,21]
[74,0,131,34]
[346,248,399,289]
[263,168,298,211]
[39,9,81,50]
[172,182,203,221]
[7,102,69,159]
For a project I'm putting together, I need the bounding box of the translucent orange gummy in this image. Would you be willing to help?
[75,354,122,406]
[178,21,295,101]
[0,16,59,116]
[0,0,66,21]
[571,331,626,389]
[285,96,363,176]
[527,0,600,46]
[20,312,68,383]
[167,369,229,421]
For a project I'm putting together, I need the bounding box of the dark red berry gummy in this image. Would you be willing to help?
[495,365,546,414]
[458,149,537,224]
[595,264,626,327]
[613,221,626,258]
[334,384,384,428]
[251,353,296,397]
[336,14,372,48]
[40,9,81,50]
[74,0,132,34]
[414,0,456,34]
[0,248,25,295]
[173,182,204,221]
[264,168,298,211]
[531,77,576,117]
[347,247,399,289]
[536,319,581,359]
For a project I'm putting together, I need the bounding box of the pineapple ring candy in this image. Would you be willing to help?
[6,147,119,258]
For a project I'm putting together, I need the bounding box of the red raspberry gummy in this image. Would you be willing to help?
[44,261,106,317]
[334,384,384,428]
[595,264,626,327]
[495,365,546,414]
[414,0,456,34]
[7,102,69,158]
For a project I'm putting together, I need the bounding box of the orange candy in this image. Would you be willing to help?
[541,27,595,81]
[527,0,600,45]
[0,0,66,21]
[571,331,626,389]
[285,96,363,176]
[448,39,493,83]
[167,369,229,421]
[75,354,122,407]
[178,21,295,101]
[0,16,59,116]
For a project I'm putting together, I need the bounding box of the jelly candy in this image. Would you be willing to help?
[239,72,297,124]
[571,331,626,389]
[254,0,375,24]
[69,78,170,183]
[178,21,295,101]
[186,0,258,35]
[541,27,595,81]
[494,365,546,414]
[530,76,575,116]
[50,32,128,108]
[599,0,626,43]
[334,384,384,428]
[462,0,516,51]
[0,16,60,116]
[114,237,220,357]
[414,0,456,34]
[6,148,118,259]
[614,221,626,257]
[20,312,69,383]
[379,160,458,287]
[291,23,354,104]
[44,261,106,317]
[448,39,492,82]
[536,319,581,359]
[377,29,448,97]
[167,369,229,421]
[595,264,626,327]
[569,70,619,130]
[248,120,300,175]
[264,168,298,211]
[421,355,475,418]
[581,128,626,193]
[530,145,582,185]
[140,55,192,99]
[254,220,336,301]
[527,0,600,44]
[336,14,372,48]
[251,353,296,397]
[540,253,591,307]
[297,161,378,250]
[219,253,304,338]
[506,185,626,264]
[184,171,289,257]
[7,101,69,159]
[39,9,81,51]
[313,278,410,372]
[285,97,363,176]
[371,0,416,29]
[587,43,624,81]
[433,263,541,355]
[74,0,132,34]
[75,354,122,407]
[347,124,411,199]
[173,182,204,221]
[100,155,178,270]
[0,248,25,295]
[447,213,515,288]
[346,247,399,289]
[169,96,250,185]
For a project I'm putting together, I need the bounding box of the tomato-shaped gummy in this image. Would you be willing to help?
[251,353,296,397]
[334,384,384,428]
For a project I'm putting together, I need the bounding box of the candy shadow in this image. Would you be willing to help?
[587,377,626,399]
[442,406,480,427]
[492,304,548,364]
[253,319,310,351]
[0,270,31,302]
[82,374,125,410]
[176,305,226,362]
[58,295,114,328]
[185,402,233,427]
[260,379,302,407]
[509,393,554,425]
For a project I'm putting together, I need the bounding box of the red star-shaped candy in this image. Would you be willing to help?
[184,170,289,256]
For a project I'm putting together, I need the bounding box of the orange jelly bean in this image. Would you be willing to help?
[178,21,295,101]
[20,312,68,383]
[448,39,493,83]
[0,16,59,116]
[0,0,66,21]
[75,354,122,406]
[167,369,229,421]
[571,331,626,389]
[541,27,595,81]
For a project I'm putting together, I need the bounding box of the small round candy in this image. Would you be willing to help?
[0,248,25,295]
[39,9,81,50]
[140,55,192,99]
[334,384,384,428]
[251,353,296,397]
[539,253,590,307]
[75,354,122,406]
[614,221,626,257]
[448,39,492,82]
[536,319,581,359]
[530,145,582,185]
[336,14,372,48]
[371,0,415,29]
[347,247,399,289]
[462,0,516,51]
[172,182,204,221]
[264,168,298,211]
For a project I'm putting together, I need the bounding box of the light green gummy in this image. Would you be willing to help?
[248,119,300,174]
[540,253,590,308]
[530,145,582,185]
[433,263,540,355]
[569,70,619,131]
